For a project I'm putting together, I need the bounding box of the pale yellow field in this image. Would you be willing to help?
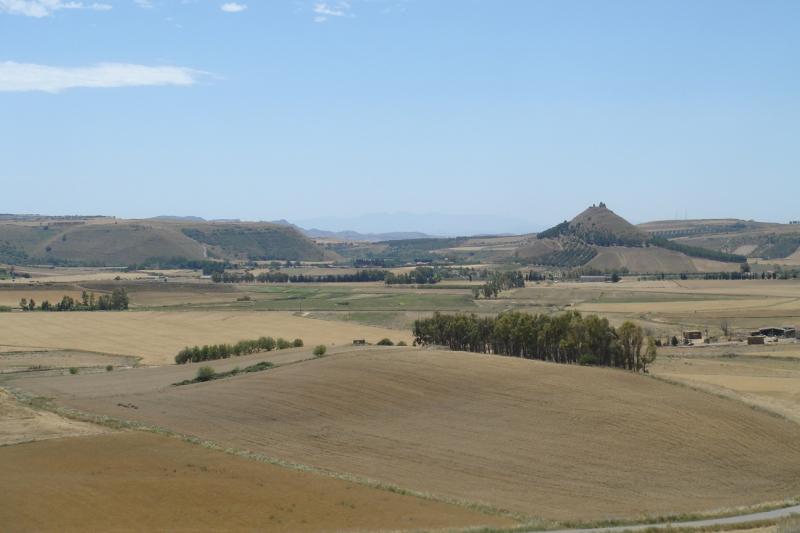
[652,354,800,425]
[0,388,109,446]
[0,311,413,364]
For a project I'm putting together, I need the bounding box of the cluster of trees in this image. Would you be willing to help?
[649,237,746,263]
[536,221,570,240]
[174,336,303,364]
[385,266,441,285]
[413,311,657,372]
[473,271,526,299]
[19,289,129,312]
[212,269,388,284]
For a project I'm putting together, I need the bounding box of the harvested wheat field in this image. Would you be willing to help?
[0,388,109,446]
[652,354,800,424]
[9,347,800,522]
[0,311,413,364]
[0,431,511,532]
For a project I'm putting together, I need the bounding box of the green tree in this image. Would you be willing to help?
[642,337,657,372]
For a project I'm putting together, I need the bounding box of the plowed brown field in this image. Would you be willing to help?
[0,431,512,532]
[9,347,800,522]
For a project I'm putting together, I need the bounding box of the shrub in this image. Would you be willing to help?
[105,365,114,372]
[68,367,79,375]
[397,341,407,346]
[196,366,216,382]
[292,338,304,347]
[313,345,327,357]
[377,338,394,346]
[276,337,292,350]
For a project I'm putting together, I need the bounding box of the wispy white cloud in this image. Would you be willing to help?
[134,0,153,8]
[220,2,246,13]
[0,61,208,93]
[313,1,350,22]
[0,0,111,17]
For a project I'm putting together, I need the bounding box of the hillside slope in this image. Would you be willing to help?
[0,218,329,265]
[12,347,800,521]
[568,204,649,246]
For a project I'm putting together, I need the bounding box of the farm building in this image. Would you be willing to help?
[579,275,609,283]
[683,330,703,341]
[751,326,796,338]
[747,336,766,345]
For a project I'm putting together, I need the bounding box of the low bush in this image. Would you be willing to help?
[68,367,79,375]
[276,337,292,350]
[292,338,304,347]
[377,338,394,346]
[397,341,407,346]
[173,361,273,386]
[105,365,114,372]
[313,345,327,357]
[196,366,216,382]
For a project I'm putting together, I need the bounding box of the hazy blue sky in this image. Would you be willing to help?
[1,0,798,233]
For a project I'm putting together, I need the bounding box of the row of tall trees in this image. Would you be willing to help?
[412,311,656,372]
[19,289,129,312]
[385,266,441,285]
[212,269,388,284]
[174,336,303,364]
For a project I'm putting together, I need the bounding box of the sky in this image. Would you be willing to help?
[1,0,798,234]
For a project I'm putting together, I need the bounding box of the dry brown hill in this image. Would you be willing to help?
[10,347,800,522]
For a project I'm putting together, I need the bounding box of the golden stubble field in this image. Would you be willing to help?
[9,347,800,522]
[0,311,412,364]
[0,430,512,532]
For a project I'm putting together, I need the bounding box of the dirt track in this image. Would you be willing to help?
[9,347,800,521]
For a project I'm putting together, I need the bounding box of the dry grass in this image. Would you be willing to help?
[0,311,413,364]
[10,348,800,522]
[0,388,109,446]
[651,354,800,425]
[0,349,138,374]
[0,431,512,532]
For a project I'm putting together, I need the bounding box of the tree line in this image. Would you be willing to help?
[174,336,303,364]
[413,311,656,372]
[19,289,129,312]
[212,269,388,283]
[649,237,746,263]
[385,266,441,285]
